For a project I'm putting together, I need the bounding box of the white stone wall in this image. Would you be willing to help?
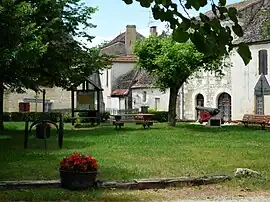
[131,88,169,111]
[100,62,136,110]
[231,42,270,120]
[183,64,232,120]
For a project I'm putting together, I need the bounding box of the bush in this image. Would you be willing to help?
[62,112,72,123]
[152,111,168,122]
[78,112,90,123]
[3,112,62,122]
[101,111,110,122]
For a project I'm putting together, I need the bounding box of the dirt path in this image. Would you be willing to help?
[147,185,270,201]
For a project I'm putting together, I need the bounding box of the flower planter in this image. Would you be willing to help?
[59,169,97,190]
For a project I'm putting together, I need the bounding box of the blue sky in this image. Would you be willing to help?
[84,0,241,47]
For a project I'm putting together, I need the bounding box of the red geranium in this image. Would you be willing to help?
[59,152,98,172]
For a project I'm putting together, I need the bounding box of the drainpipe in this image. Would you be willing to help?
[181,84,184,120]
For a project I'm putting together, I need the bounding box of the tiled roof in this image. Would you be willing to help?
[203,0,270,44]
[111,89,128,96]
[132,69,155,88]
[100,31,144,56]
[204,0,261,18]
[111,55,137,62]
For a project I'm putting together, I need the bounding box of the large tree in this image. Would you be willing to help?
[123,0,252,66]
[0,0,111,131]
[134,35,225,126]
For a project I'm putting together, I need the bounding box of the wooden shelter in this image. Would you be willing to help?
[69,78,103,125]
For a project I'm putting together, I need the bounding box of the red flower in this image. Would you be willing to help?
[59,152,98,172]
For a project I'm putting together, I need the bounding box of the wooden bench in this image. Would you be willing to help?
[135,120,154,129]
[241,114,269,129]
[112,121,124,129]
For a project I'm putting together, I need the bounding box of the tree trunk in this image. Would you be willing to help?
[168,87,179,127]
[0,81,4,132]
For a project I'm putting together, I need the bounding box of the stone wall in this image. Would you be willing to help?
[4,87,72,112]
[183,64,232,120]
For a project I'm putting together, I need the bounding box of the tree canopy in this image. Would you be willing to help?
[134,35,225,126]
[0,0,111,130]
[123,0,252,66]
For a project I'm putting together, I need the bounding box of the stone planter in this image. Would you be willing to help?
[59,170,97,190]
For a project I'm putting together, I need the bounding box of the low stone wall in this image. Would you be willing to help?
[0,175,232,191]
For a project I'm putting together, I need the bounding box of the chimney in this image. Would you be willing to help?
[150,26,157,36]
[125,25,137,55]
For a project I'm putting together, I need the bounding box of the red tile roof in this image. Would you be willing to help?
[111,55,137,62]
[111,89,128,96]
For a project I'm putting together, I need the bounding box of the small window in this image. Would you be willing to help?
[44,102,53,112]
[106,69,109,87]
[155,98,160,110]
[19,102,30,112]
[259,50,268,75]
[142,91,147,102]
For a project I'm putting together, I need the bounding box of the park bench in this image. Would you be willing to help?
[241,114,270,129]
[110,114,155,129]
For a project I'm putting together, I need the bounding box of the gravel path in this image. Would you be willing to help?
[175,196,270,201]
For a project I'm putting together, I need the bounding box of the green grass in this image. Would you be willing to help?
[1,122,270,201]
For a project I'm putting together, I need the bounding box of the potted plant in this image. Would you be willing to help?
[59,152,98,190]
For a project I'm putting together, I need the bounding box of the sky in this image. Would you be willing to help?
[83,0,242,47]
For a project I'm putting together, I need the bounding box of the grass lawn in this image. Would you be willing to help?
[0,122,270,201]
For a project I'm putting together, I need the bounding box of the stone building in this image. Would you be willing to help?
[100,0,270,121]
[99,25,170,113]
[182,0,270,121]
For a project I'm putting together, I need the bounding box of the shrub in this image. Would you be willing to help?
[152,111,168,122]
[101,111,110,122]
[3,112,62,122]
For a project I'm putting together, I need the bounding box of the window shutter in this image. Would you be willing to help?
[259,50,268,75]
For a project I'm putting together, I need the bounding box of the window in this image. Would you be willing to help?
[44,102,53,112]
[19,102,30,112]
[255,96,264,114]
[196,94,204,119]
[142,91,147,102]
[155,98,160,110]
[259,50,268,75]
[106,69,109,87]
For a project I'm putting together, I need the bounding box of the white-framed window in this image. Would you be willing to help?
[155,97,160,110]
[142,91,147,102]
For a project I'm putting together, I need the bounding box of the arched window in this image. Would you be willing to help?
[218,93,232,122]
[196,94,204,119]
[259,50,268,75]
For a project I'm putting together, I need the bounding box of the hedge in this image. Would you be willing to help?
[3,112,62,122]
[2,111,110,123]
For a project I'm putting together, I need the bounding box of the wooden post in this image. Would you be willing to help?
[42,89,46,113]
[71,89,75,125]
[24,119,29,149]
[97,89,101,125]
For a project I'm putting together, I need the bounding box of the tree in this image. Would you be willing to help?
[134,36,225,126]
[123,0,252,66]
[0,0,111,131]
